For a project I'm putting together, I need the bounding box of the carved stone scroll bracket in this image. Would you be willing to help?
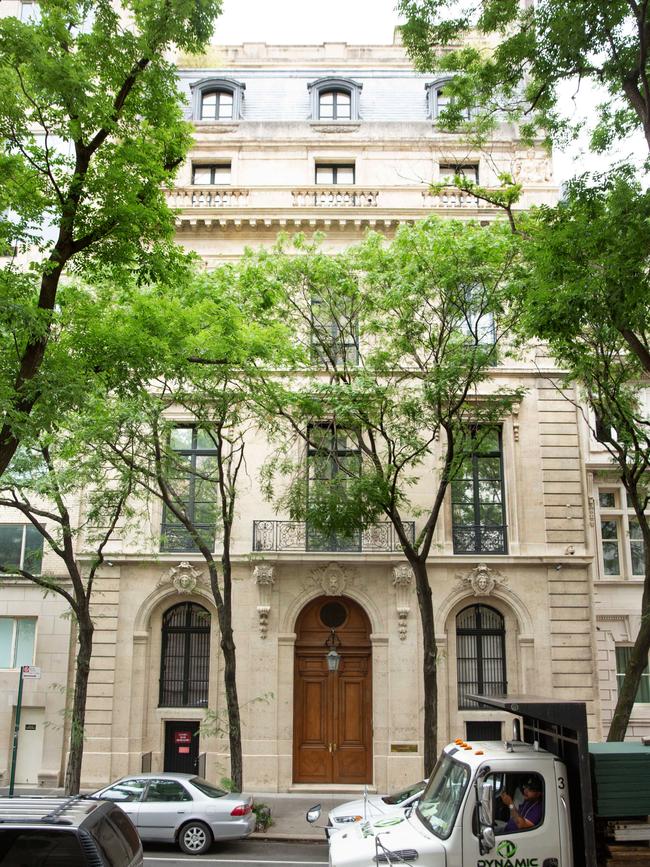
[308,562,356,597]
[456,563,508,597]
[253,563,275,639]
[392,564,414,641]
[511,402,520,442]
[158,561,206,595]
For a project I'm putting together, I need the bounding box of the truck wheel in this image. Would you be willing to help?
[178,820,212,855]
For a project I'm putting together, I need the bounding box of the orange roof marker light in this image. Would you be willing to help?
[475,750,484,755]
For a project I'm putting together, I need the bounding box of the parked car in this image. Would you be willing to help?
[327,778,427,833]
[92,772,255,855]
[0,796,142,866]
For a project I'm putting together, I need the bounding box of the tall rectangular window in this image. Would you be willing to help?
[0,524,44,574]
[456,604,506,709]
[597,487,646,578]
[160,428,218,553]
[616,646,650,703]
[0,618,36,669]
[307,424,361,552]
[310,297,359,367]
[452,428,507,554]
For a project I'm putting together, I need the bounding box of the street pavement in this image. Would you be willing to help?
[142,839,328,866]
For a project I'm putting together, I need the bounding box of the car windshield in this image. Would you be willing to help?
[382,780,427,805]
[416,753,470,840]
[190,777,228,798]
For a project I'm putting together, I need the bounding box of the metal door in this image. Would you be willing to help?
[163,720,200,774]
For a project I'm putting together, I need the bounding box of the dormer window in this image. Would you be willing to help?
[201,90,233,120]
[191,77,246,122]
[309,77,362,121]
[426,78,470,121]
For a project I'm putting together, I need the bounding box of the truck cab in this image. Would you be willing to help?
[329,739,571,867]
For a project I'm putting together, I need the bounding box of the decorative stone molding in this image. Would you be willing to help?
[392,564,414,641]
[456,563,508,597]
[158,561,206,595]
[254,563,275,639]
[511,402,521,442]
[309,562,355,596]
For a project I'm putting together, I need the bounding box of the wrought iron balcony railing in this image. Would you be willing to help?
[253,520,415,553]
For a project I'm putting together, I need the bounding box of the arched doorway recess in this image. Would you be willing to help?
[293,595,372,784]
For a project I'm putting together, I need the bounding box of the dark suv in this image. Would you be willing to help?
[0,796,143,866]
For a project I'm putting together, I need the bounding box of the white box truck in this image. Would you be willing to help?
[310,695,650,867]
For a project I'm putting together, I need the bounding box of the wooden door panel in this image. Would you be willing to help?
[294,595,372,784]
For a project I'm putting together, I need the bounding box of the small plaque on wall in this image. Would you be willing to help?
[390,743,418,753]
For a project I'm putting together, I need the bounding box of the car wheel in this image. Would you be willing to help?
[178,820,212,855]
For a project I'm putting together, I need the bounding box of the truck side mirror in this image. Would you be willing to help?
[481,827,496,853]
[306,804,321,824]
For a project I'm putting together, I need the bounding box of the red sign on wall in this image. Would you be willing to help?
[178,746,190,754]
[174,731,192,745]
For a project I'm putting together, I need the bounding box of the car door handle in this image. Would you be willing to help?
[177,810,185,814]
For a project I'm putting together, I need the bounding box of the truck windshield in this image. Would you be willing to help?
[416,753,470,840]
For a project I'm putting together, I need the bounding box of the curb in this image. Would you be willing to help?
[251,832,325,843]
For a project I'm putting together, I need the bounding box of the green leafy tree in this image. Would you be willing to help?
[0,0,222,477]
[397,0,650,154]
[510,173,650,740]
[94,269,289,790]
[0,413,135,795]
[248,221,521,771]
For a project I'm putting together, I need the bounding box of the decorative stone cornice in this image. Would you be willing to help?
[455,563,508,597]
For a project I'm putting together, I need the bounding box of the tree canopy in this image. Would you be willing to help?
[398,0,650,153]
[0,0,222,476]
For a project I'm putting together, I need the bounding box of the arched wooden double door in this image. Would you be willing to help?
[293,595,372,784]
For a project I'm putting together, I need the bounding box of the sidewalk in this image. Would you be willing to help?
[0,786,349,843]
[250,793,348,842]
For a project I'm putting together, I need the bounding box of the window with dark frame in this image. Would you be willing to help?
[0,524,44,574]
[0,617,36,669]
[192,163,231,185]
[319,89,352,120]
[160,427,218,553]
[307,423,361,552]
[451,427,507,554]
[439,163,479,184]
[200,89,234,120]
[456,604,506,709]
[310,296,359,367]
[159,602,210,707]
[315,164,355,185]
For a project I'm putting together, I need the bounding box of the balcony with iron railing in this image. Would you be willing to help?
[252,519,415,553]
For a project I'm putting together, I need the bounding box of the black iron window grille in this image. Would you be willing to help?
[159,602,210,707]
[456,604,506,709]
[160,427,218,553]
[451,427,507,554]
[307,423,361,551]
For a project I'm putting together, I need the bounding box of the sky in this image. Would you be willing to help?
[211,0,647,187]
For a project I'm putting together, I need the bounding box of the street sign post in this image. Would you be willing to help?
[9,665,41,797]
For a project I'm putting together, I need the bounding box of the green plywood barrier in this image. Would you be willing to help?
[589,743,650,818]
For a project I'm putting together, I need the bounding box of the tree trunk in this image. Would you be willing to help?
[607,518,650,741]
[64,616,94,794]
[209,563,243,791]
[411,557,438,775]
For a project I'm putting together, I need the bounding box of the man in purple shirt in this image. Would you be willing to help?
[500,777,543,832]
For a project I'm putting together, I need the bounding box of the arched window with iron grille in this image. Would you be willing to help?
[456,604,506,709]
[159,602,210,707]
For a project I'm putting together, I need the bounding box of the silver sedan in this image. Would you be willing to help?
[92,772,256,855]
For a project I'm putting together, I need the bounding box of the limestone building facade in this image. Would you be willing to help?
[1,31,645,793]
